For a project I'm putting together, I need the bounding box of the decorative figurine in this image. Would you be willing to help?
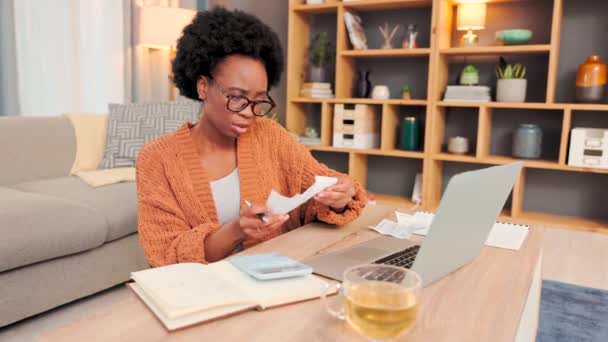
[460,65,479,85]
[402,24,418,49]
[379,22,400,49]
[401,85,411,100]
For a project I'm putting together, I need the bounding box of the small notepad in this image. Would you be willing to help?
[397,211,529,251]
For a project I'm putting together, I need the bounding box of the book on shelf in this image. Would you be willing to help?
[443,85,491,102]
[299,91,334,98]
[301,82,331,89]
[129,261,331,331]
[298,136,322,145]
[300,82,334,98]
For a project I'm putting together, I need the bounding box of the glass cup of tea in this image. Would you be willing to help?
[321,264,422,341]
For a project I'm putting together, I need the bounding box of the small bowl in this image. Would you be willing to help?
[496,29,532,45]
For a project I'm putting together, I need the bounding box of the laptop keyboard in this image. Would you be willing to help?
[373,245,420,269]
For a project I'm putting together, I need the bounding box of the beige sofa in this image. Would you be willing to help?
[0,116,149,327]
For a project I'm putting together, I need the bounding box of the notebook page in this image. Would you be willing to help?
[129,283,254,331]
[408,211,529,250]
[131,262,253,319]
[220,262,331,309]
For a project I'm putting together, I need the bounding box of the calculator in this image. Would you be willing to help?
[229,253,313,281]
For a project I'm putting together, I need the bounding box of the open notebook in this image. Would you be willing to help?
[129,261,331,331]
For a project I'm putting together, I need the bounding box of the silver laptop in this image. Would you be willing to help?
[305,162,523,287]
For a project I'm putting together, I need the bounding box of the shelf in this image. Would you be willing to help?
[438,101,563,110]
[433,153,479,163]
[342,0,432,11]
[508,211,608,234]
[370,193,415,207]
[308,145,425,158]
[289,97,327,103]
[438,101,608,111]
[340,48,431,58]
[432,153,608,174]
[290,97,427,105]
[562,103,608,111]
[291,2,337,14]
[440,45,551,56]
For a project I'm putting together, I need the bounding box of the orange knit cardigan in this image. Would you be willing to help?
[136,118,367,267]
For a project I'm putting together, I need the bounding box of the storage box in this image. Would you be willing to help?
[333,104,380,149]
[568,127,608,169]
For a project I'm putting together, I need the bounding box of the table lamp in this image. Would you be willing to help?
[138,6,196,100]
[456,2,486,47]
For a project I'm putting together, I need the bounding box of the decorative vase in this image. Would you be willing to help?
[371,85,390,99]
[496,79,527,102]
[399,117,420,151]
[353,70,371,98]
[308,65,328,83]
[513,124,542,159]
[575,55,607,103]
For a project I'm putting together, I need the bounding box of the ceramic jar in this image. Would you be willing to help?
[513,124,542,159]
[371,85,390,99]
[447,136,469,154]
[575,55,607,103]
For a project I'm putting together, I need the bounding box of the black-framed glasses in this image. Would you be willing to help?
[211,77,275,117]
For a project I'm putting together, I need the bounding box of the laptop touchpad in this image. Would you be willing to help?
[340,247,387,261]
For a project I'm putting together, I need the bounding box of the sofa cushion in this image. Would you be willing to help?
[99,101,201,169]
[0,187,108,273]
[12,177,137,242]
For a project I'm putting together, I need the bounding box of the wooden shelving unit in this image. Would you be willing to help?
[439,44,551,56]
[287,0,608,233]
[341,48,431,57]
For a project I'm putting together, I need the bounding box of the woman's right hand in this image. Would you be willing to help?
[238,203,289,242]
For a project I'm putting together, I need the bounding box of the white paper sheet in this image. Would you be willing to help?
[369,211,529,250]
[266,176,338,215]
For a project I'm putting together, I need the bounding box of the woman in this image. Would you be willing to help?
[136,7,366,267]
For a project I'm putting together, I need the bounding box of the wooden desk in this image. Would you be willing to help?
[42,204,543,342]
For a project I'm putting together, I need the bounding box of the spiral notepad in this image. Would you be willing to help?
[411,211,529,251]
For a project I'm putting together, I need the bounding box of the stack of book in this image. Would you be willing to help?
[298,136,322,145]
[443,85,491,102]
[299,82,334,98]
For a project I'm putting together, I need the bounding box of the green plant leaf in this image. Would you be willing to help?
[504,65,513,79]
[309,32,333,66]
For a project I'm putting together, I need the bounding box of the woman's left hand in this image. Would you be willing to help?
[314,176,356,212]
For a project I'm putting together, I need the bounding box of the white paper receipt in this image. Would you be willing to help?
[266,176,338,215]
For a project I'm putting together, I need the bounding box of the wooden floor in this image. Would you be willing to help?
[542,227,608,291]
[0,227,607,341]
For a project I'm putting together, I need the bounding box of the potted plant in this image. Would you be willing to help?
[308,32,333,83]
[495,56,527,102]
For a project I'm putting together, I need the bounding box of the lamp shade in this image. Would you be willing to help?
[456,3,486,31]
[138,7,196,48]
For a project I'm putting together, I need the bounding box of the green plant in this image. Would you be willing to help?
[495,56,526,79]
[309,32,333,67]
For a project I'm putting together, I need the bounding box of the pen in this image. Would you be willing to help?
[244,200,270,225]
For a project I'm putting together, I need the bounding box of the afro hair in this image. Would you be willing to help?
[172,7,284,101]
